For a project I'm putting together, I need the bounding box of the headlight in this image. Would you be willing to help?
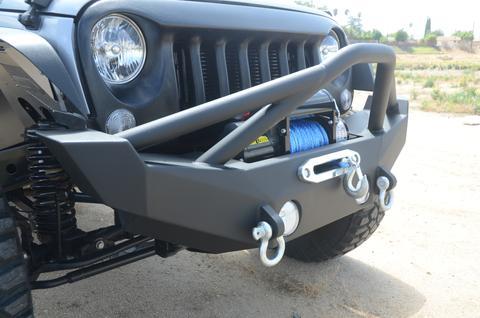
[91,14,146,84]
[319,32,340,62]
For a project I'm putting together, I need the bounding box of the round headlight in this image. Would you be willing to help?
[319,33,340,62]
[91,14,146,84]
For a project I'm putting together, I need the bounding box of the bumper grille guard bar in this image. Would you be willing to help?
[117,43,397,165]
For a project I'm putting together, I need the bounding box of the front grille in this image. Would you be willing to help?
[225,43,242,94]
[173,36,322,108]
[248,43,262,86]
[200,43,220,102]
[268,43,282,80]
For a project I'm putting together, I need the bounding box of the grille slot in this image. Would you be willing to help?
[288,42,299,73]
[174,36,319,108]
[248,43,262,86]
[200,43,220,101]
[173,43,195,109]
[225,43,243,94]
[268,43,282,80]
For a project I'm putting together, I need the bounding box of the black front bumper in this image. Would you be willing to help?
[37,44,408,253]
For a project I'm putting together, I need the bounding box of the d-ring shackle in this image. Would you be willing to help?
[376,176,394,211]
[252,221,286,267]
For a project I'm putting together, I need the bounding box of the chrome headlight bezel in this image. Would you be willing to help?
[91,14,147,85]
[319,31,341,62]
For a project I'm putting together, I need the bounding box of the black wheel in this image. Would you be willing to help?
[0,193,33,318]
[286,206,384,263]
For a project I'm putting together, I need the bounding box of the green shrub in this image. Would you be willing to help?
[395,29,409,42]
[423,78,435,88]
[453,30,474,41]
[431,89,443,100]
[429,87,480,113]
[424,33,437,46]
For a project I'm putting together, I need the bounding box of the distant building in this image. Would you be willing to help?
[473,41,480,52]
[437,36,461,49]
[437,36,478,52]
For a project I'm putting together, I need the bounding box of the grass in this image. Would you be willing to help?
[397,61,480,71]
[395,52,480,114]
[421,88,480,114]
[410,46,441,54]
[393,45,441,55]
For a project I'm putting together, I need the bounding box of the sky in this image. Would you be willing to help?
[283,0,480,40]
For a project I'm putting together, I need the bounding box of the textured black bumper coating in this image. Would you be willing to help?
[37,44,408,253]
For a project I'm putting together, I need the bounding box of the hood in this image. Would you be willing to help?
[0,0,330,18]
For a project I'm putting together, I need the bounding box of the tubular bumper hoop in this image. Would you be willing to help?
[116,43,397,165]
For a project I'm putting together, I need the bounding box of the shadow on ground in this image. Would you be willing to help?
[34,240,425,318]
[218,251,426,317]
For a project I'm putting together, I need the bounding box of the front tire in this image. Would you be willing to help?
[0,193,33,318]
[285,207,384,263]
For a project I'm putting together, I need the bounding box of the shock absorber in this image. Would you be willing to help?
[26,125,78,255]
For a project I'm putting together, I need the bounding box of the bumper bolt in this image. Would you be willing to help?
[302,168,311,178]
[95,240,105,250]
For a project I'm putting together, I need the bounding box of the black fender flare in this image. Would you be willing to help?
[0,27,86,114]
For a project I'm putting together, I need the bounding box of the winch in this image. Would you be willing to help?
[226,90,350,162]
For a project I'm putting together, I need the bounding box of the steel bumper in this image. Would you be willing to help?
[37,44,408,253]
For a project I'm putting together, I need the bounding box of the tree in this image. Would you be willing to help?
[424,17,432,38]
[344,11,363,39]
[432,29,444,37]
[294,0,314,8]
[454,30,474,41]
[424,30,443,47]
[424,33,438,46]
[371,29,383,42]
[395,29,409,42]
[294,0,327,10]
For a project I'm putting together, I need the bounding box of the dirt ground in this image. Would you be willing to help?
[32,110,480,318]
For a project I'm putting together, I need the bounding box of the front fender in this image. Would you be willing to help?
[0,27,85,113]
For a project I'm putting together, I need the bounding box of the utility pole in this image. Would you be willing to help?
[472,21,475,51]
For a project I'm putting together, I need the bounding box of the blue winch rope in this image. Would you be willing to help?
[290,119,330,153]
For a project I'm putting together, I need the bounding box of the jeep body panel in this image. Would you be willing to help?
[0,0,332,18]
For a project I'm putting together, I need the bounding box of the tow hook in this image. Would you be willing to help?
[343,164,370,204]
[252,205,286,267]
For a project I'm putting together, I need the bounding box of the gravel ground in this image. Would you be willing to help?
[32,110,480,318]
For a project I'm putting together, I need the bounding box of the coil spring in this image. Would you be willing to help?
[26,130,77,241]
